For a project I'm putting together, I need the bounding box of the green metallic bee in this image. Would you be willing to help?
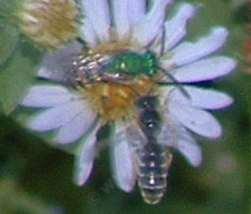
[72,46,188,97]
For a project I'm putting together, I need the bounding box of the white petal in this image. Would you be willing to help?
[168,27,229,66]
[169,86,233,109]
[112,0,131,39]
[22,85,75,107]
[128,0,146,24]
[158,118,202,166]
[172,56,236,82]
[132,0,173,47]
[111,123,136,192]
[176,129,202,167]
[79,18,98,48]
[81,0,111,42]
[28,100,84,132]
[54,106,96,144]
[164,3,196,50]
[74,123,101,186]
[169,101,222,139]
[38,42,82,83]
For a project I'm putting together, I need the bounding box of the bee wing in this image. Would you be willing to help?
[110,121,147,192]
[158,116,202,167]
[157,115,178,147]
[38,41,83,85]
[125,121,148,149]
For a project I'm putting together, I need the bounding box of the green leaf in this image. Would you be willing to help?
[185,0,232,36]
[0,22,19,66]
[0,180,55,214]
[0,41,41,115]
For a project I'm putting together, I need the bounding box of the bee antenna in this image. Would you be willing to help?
[157,66,190,99]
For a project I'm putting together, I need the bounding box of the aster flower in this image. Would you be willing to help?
[20,0,236,204]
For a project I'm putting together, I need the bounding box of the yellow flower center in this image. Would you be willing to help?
[84,77,156,123]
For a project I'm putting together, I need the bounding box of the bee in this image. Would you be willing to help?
[71,33,188,98]
[72,48,164,80]
[131,95,173,205]
[71,47,189,98]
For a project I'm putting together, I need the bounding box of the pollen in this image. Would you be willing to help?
[17,0,79,50]
[84,77,156,122]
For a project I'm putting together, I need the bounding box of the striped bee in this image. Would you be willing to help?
[134,95,173,204]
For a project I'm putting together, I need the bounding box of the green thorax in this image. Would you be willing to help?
[106,51,159,77]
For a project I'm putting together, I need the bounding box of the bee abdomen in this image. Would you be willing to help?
[136,142,171,205]
[71,51,110,84]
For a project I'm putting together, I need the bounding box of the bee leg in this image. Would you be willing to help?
[166,151,173,169]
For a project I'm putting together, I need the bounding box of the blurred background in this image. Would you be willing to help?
[0,0,251,213]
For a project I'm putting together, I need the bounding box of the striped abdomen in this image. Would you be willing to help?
[135,96,172,204]
[71,51,110,84]
[136,139,172,205]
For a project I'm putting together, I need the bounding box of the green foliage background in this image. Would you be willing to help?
[0,0,250,213]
